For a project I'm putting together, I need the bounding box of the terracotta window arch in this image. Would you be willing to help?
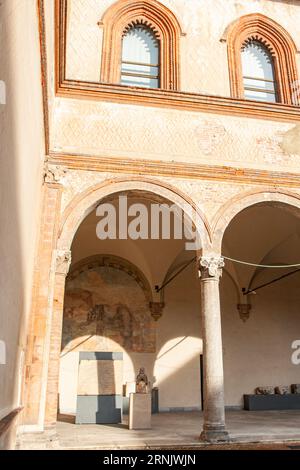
[99,0,184,90]
[224,13,299,105]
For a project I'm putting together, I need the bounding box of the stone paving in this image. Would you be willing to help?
[17,410,300,450]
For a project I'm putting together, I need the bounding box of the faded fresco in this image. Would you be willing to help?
[62,265,156,353]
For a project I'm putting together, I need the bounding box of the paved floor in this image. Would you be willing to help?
[17,410,300,450]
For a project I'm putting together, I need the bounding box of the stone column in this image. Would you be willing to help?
[199,255,229,442]
[45,249,71,425]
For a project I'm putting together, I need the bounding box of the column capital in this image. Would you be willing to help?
[55,249,72,276]
[199,255,224,279]
[44,162,67,185]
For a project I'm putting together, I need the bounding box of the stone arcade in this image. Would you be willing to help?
[1,0,300,450]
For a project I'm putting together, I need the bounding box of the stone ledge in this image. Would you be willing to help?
[244,394,300,410]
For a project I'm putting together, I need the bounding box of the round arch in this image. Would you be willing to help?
[57,177,211,252]
[212,188,300,252]
[99,0,184,90]
[222,12,299,104]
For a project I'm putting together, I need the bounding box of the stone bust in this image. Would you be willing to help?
[136,367,149,393]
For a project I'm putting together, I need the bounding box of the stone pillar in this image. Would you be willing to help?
[45,249,71,425]
[199,255,229,442]
[22,182,63,427]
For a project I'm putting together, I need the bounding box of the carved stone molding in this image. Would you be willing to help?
[149,301,165,321]
[44,163,67,184]
[237,303,252,322]
[199,256,224,279]
[55,249,72,276]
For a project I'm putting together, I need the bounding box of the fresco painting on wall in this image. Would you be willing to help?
[62,265,156,354]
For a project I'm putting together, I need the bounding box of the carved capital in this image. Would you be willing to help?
[44,163,67,184]
[149,302,165,321]
[199,255,224,279]
[55,249,72,276]
[237,303,251,322]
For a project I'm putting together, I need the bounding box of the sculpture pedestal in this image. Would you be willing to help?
[129,393,151,430]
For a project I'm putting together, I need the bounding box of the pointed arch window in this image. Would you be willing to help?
[241,40,277,103]
[225,13,299,105]
[99,0,183,91]
[121,25,160,88]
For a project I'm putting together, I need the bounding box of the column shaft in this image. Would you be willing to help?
[199,255,229,442]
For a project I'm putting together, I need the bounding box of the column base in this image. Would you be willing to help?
[200,425,230,443]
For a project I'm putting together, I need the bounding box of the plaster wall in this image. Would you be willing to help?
[0,0,44,440]
[221,270,300,407]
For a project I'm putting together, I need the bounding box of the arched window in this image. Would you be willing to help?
[99,0,183,90]
[121,25,159,88]
[224,13,299,105]
[241,40,277,103]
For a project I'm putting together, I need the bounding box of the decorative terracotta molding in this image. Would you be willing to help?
[99,0,184,90]
[149,301,165,321]
[223,13,299,105]
[48,152,300,188]
[55,2,300,123]
[199,256,225,280]
[56,79,300,122]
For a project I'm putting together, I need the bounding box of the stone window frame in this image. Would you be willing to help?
[99,0,184,91]
[224,13,299,105]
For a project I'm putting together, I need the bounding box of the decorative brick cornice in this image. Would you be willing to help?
[48,152,300,188]
[99,0,184,90]
[223,13,299,105]
[56,79,300,122]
